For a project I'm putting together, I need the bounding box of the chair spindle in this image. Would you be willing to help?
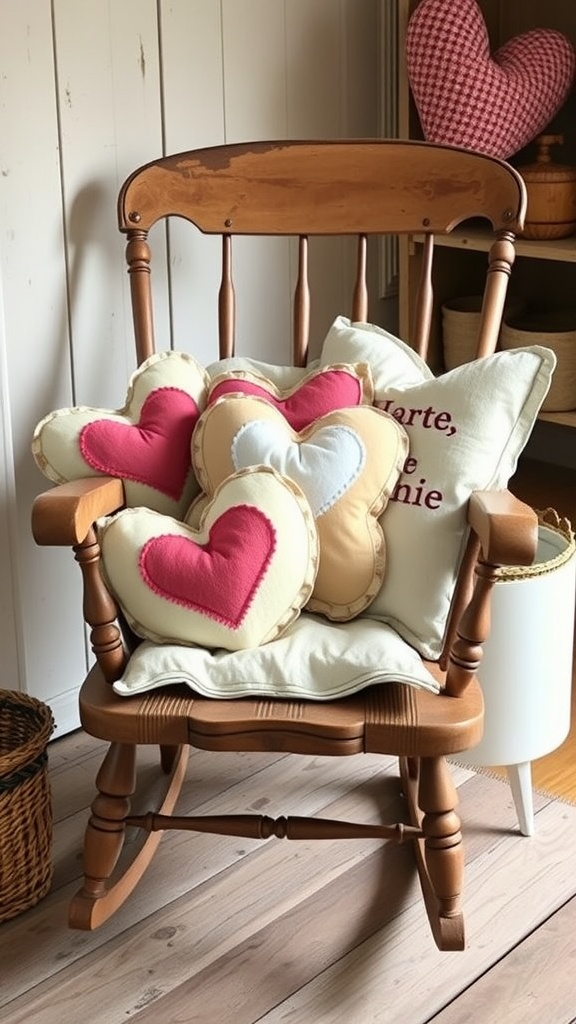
[126,231,155,365]
[293,235,310,367]
[413,232,434,360]
[74,529,127,684]
[352,234,369,322]
[218,234,235,359]
[476,232,517,358]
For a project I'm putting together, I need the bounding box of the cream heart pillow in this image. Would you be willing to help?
[406,0,575,158]
[32,352,209,517]
[192,395,408,620]
[99,467,318,651]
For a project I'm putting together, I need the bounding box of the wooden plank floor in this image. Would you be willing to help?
[2,455,574,1022]
[1,731,576,1023]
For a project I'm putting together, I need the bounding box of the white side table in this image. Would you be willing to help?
[462,509,575,836]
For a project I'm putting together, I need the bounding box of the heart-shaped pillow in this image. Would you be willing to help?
[99,466,318,651]
[192,395,408,620]
[406,0,575,158]
[32,351,209,517]
[207,362,373,431]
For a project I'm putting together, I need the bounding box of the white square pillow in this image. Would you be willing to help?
[320,316,556,658]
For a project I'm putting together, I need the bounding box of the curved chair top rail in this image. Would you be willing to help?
[117,139,527,237]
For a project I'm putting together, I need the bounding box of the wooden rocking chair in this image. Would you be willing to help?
[31,140,543,951]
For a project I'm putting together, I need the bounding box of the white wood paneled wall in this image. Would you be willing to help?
[0,0,380,736]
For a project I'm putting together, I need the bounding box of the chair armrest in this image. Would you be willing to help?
[444,489,538,696]
[31,477,125,546]
[32,477,128,685]
[468,489,538,567]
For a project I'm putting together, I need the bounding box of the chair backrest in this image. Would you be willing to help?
[117,140,526,369]
[114,140,528,667]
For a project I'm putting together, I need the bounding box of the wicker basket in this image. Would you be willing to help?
[442,294,525,370]
[0,691,55,923]
[500,309,576,412]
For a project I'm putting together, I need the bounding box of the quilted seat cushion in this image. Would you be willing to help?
[112,611,440,699]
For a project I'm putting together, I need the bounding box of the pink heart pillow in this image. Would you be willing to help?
[207,362,373,431]
[79,388,196,502]
[32,352,209,517]
[99,467,318,651]
[406,0,575,159]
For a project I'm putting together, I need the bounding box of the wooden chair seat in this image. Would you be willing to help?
[80,663,482,757]
[76,659,479,757]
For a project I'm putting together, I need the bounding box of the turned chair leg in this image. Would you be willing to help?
[417,756,465,950]
[69,742,136,928]
[69,741,190,930]
[419,757,463,914]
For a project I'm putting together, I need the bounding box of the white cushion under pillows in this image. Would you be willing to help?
[112,611,440,699]
[320,316,556,658]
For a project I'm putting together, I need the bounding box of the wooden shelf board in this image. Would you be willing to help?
[412,229,576,264]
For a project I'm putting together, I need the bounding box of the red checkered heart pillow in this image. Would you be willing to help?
[406,0,575,159]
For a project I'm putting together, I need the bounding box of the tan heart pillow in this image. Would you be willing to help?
[192,396,408,620]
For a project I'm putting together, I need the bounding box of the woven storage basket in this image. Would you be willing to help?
[442,294,525,370]
[500,309,576,412]
[0,691,54,923]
